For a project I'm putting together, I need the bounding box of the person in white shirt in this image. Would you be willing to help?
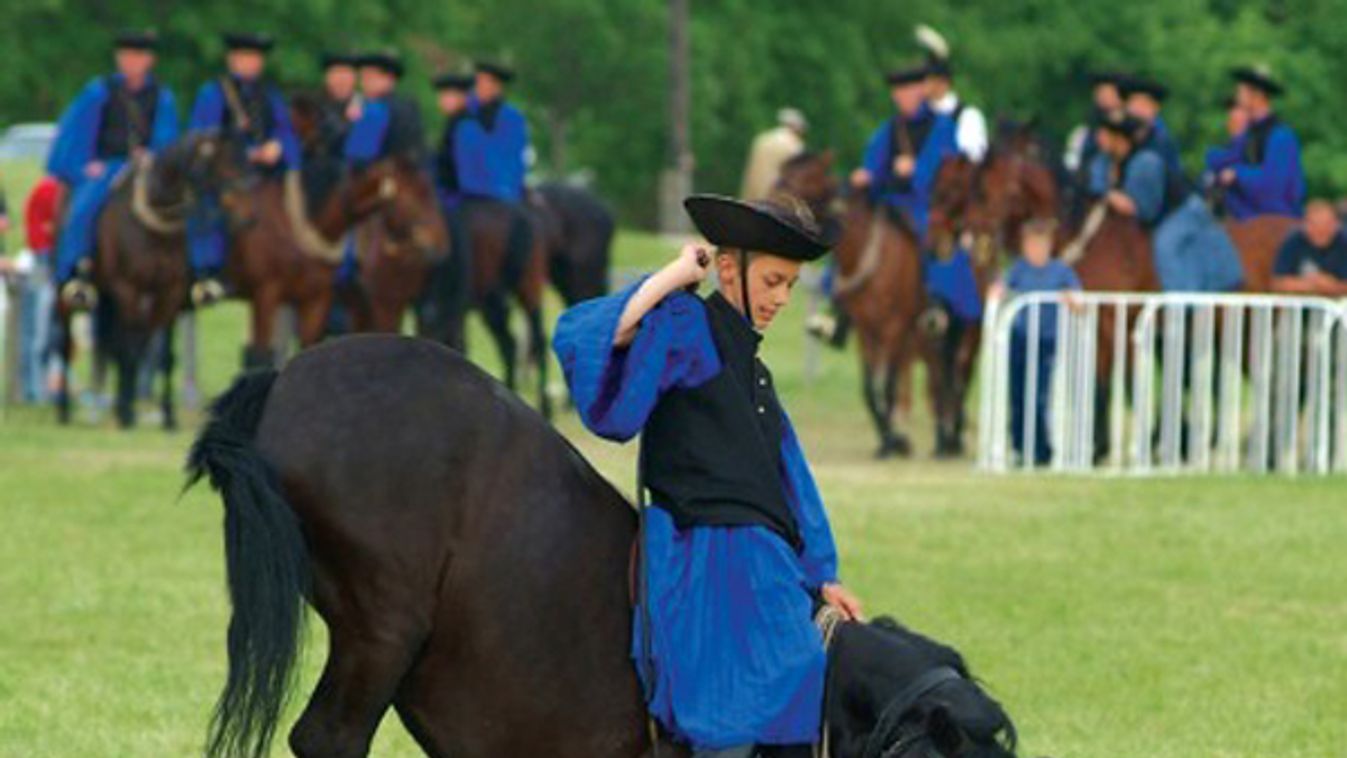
[916,23,988,163]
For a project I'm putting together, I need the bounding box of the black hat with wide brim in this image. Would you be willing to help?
[885,63,929,87]
[475,60,516,83]
[1118,73,1168,101]
[114,29,159,51]
[684,194,833,261]
[321,52,360,70]
[223,32,274,53]
[358,50,405,77]
[433,72,475,91]
[1097,111,1146,142]
[1231,64,1283,96]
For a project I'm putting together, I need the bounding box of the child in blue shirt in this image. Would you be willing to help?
[988,218,1082,466]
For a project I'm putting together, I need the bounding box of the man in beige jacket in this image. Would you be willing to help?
[739,107,807,200]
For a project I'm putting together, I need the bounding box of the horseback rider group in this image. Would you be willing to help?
[46,28,531,314]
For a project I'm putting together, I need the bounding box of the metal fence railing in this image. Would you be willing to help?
[978,291,1347,476]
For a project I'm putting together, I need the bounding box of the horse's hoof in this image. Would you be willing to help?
[876,435,912,459]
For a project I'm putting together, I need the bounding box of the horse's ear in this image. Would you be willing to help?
[821,148,835,168]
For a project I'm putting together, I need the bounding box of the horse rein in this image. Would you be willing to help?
[859,666,963,758]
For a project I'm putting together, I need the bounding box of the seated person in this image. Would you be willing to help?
[1271,199,1347,296]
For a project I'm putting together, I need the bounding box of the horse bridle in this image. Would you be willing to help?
[860,666,963,758]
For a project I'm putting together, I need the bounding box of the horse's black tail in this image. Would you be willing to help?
[185,369,308,758]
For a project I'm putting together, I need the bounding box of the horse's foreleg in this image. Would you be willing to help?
[480,292,517,389]
[296,292,334,348]
[246,289,282,368]
[114,330,142,430]
[525,306,552,420]
[55,312,74,425]
[881,352,911,458]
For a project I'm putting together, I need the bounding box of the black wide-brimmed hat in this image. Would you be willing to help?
[475,59,516,83]
[1231,63,1283,96]
[885,62,929,87]
[1118,73,1168,101]
[684,194,833,261]
[114,29,159,51]
[433,72,475,91]
[1097,110,1146,142]
[321,52,359,70]
[358,50,404,77]
[223,32,274,53]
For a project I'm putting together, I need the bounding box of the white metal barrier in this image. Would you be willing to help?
[978,291,1347,475]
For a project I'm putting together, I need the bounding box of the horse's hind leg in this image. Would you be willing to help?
[289,631,422,758]
[159,321,177,431]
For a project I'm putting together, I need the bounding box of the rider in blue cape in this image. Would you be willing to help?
[811,62,959,347]
[1119,74,1183,179]
[48,29,179,309]
[335,49,426,283]
[854,63,957,241]
[1211,65,1305,221]
[553,194,864,757]
[186,31,301,305]
[1096,111,1243,292]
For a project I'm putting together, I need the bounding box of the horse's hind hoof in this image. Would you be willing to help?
[876,434,912,459]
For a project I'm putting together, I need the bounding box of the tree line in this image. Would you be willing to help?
[2,0,1343,226]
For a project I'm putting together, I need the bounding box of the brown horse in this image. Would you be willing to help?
[218,159,418,367]
[187,335,1022,758]
[777,152,923,456]
[339,160,450,333]
[55,132,238,428]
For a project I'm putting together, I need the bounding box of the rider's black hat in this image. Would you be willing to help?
[1118,73,1168,102]
[885,62,929,87]
[1231,64,1283,97]
[433,72,475,92]
[223,32,274,53]
[321,52,359,70]
[114,29,159,51]
[684,194,834,261]
[358,50,405,77]
[1098,110,1146,142]
[474,59,516,83]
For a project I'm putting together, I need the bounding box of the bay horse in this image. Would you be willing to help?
[216,158,422,368]
[338,159,450,333]
[776,151,931,458]
[55,132,238,429]
[187,334,1021,758]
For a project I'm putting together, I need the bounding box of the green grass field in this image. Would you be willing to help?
[1,223,1345,757]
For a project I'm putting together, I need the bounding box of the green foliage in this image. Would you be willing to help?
[2,0,1346,223]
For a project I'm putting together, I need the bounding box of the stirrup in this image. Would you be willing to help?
[191,278,227,308]
[805,313,838,342]
[59,279,98,311]
[918,305,949,336]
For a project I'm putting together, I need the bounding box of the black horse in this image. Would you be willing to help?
[187,335,1019,757]
[534,180,616,305]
